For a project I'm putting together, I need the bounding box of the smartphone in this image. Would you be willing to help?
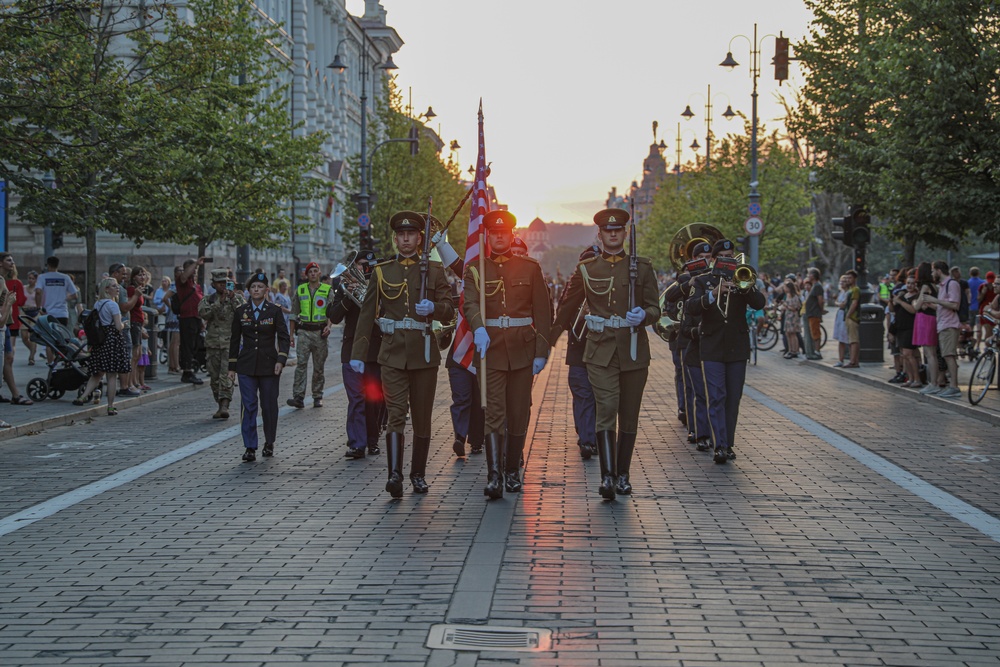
[225,281,235,292]
[203,257,214,263]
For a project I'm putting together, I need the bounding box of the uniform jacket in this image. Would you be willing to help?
[462,252,552,371]
[228,300,290,375]
[351,255,454,370]
[198,291,246,349]
[553,251,661,371]
[328,277,382,364]
[686,274,766,363]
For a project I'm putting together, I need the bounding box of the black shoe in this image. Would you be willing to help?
[579,443,594,460]
[504,471,522,493]
[616,474,632,496]
[597,431,617,500]
[313,399,323,408]
[678,410,687,426]
[452,438,465,457]
[616,432,636,496]
[386,473,404,497]
[410,475,429,494]
[345,447,366,459]
[687,432,696,444]
[469,442,483,455]
[696,438,712,452]
[727,447,736,460]
[286,397,305,409]
[187,373,204,385]
[714,447,729,464]
[367,444,381,456]
[262,443,274,457]
[242,448,256,462]
[181,372,195,384]
[888,373,905,384]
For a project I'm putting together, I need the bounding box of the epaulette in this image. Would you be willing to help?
[577,257,598,267]
[428,259,443,268]
[374,259,394,268]
[637,256,652,265]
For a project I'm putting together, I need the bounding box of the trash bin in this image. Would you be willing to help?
[859,303,884,363]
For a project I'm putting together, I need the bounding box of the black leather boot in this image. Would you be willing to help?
[616,431,636,495]
[596,430,617,500]
[504,434,526,492]
[483,432,503,500]
[385,432,404,498]
[410,435,431,494]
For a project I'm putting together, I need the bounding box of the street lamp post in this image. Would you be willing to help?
[669,123,700,192]
[721,23,778,270]
[681,84,736,171]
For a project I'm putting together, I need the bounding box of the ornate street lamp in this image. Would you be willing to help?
[680,84,736,171]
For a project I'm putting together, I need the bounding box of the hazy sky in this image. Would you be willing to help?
[347,0,815,224]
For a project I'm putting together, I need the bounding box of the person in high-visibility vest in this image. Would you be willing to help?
[287,262,332,408]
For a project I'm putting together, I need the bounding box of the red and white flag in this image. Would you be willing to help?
[452,100,490,372]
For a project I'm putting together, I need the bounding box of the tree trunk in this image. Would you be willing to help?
[85,227,97,308]
[903,233,917,269]
[197,239,208,289]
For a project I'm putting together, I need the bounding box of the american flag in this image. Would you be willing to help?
[452,100,490,372]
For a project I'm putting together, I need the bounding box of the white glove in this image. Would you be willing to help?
[473,327,490,356]
[532,357,547,375]
[349,360,365,374]
[415,299,435,317]
[430,230,445,245]
[625,306,646,327]
[436,240,460,268]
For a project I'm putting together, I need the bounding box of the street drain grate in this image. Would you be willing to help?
[426,624,553,651]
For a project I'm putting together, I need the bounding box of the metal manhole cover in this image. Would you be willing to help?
[426,624,553,651]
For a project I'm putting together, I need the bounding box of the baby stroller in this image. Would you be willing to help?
[20,314,103,402]
[958,323,979,362]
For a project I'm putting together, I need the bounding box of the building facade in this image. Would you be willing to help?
[5,0,402,288]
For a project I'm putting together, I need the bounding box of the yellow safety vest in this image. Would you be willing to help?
[297,282,332,323]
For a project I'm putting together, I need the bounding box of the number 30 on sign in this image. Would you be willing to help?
[744,216,764,236]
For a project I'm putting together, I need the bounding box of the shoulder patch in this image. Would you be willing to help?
[373,259,394,268]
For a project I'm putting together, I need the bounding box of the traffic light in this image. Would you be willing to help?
[409,124,419,156]
[773,35,789,84]
[736,236,748,255]
[359,227,372,251]
[851,206,871,245]
[831,214,854,248]
[51,231,63,249]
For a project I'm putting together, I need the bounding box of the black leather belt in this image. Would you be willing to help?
[298,323,325,331]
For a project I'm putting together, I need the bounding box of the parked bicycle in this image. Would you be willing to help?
[754,305,827,352]
[968,314,998,405]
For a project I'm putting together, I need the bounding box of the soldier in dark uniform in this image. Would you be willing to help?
[555,245,601,460]
[686,239,766,464]
[228,272,290,462]
[351,211,455,497]
[463,210,552,499]
[662,243,714,451]
[552,209,661,500]
[328,250,385,459]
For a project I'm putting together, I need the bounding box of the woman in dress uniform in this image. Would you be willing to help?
[228,272,290,462]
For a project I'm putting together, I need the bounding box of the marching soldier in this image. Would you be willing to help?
[463,210,552,499]
[228,272,290,462]
[198,268,246,419]
[686,239,766,464]
[328,250,385,459]
[287,261,332,409]
[552,208,660,500]
[351,211,455,497]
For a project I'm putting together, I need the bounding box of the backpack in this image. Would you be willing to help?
[83,302,108,348]
[947,279,970,323]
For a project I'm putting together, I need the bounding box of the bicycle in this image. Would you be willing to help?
[969,314,998,405]
[747,308,758,365]
[755,307,780,351]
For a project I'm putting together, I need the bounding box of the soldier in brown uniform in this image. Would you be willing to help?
[463,210,552,499]
[552,208,660,500]
[351,211,455,498]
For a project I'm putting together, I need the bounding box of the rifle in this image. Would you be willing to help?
[628,200,638,361]
[420,196,433,363]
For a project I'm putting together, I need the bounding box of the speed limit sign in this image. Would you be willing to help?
[744,216,764,236]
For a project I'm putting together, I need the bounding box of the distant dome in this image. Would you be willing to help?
[527,217,546,232]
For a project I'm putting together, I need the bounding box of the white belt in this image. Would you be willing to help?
[485,316,533,328]
[377,317,426,334]
[585,314,629,332]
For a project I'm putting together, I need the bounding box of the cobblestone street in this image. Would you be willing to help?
[1,334,1000,666]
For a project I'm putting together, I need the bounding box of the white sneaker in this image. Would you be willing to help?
[938,387,962,399]
[919,385,942,395]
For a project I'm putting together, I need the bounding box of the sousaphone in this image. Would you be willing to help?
[668,222,725,271]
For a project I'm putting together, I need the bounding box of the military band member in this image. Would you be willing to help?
[287,261,332,409]
[351,211,455,497]
[228,272,290,462]
[686,239,766,464]
[329,250,385,459]
[199,268,246,420]
[552,208,661,500]
[463,210,552,499]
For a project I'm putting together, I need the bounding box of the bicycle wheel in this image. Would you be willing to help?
[968,350,995,405]
[750,328,758,365]
[818,324,827,350]
[757,322,779,350]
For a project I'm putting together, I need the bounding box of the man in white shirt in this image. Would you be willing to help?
[34,256,79,363]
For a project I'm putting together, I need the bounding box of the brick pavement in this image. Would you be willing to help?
[0,334,999,665]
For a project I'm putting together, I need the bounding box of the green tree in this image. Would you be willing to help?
[643,125,813,275]
[340,79,468,256]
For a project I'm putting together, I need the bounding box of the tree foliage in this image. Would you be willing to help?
[789,0,1000,263]
[642,125,813,274]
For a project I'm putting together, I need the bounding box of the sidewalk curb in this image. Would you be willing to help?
[0,383,200,443]
[804,359,1000,427]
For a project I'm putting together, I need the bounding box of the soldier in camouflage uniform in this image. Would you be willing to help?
[198,268,246,419]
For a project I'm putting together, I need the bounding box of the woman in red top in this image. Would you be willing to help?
[127,267,149,392]
[1,253,31,405]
